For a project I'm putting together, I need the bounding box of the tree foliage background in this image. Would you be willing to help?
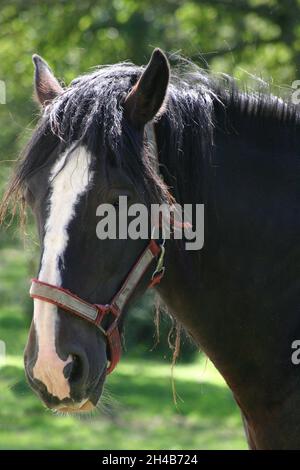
[1,0,300,359]
[1,0,300,158]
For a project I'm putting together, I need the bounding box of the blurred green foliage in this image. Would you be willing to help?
[1,0,300,162]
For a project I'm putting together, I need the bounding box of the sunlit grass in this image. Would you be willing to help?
[0,356,247,450]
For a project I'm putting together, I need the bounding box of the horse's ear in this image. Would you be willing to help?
[124,48,170,128]
[32,54,63,107]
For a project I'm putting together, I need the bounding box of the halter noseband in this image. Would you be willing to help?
[30,238,165,374]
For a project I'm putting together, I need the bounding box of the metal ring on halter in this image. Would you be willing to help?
[150,224,166,280]
[151,243,165,281]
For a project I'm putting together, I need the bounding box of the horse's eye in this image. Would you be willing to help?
[108,189,132,208]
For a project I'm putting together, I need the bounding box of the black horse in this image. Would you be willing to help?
[2,49,300,449]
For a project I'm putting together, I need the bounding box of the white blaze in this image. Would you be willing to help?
[33,145,93,400]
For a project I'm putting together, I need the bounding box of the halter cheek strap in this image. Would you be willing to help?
[29,239,165,374]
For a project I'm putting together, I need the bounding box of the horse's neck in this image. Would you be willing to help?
[156,241,202,331]
[155,96,300,424]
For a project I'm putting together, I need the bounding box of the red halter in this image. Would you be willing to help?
[29,239,165,374]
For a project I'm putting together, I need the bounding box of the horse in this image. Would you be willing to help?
[2,48,300,449]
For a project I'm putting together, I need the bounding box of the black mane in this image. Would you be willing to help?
[2,58,300,218]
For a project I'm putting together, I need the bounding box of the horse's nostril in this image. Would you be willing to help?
[64,354,84,383]
[63,360,73,380]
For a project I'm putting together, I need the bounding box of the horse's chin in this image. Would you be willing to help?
[54,399,95,414]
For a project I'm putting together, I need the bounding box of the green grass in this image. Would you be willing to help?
[0,358,247,450]
[0,246,247,450]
